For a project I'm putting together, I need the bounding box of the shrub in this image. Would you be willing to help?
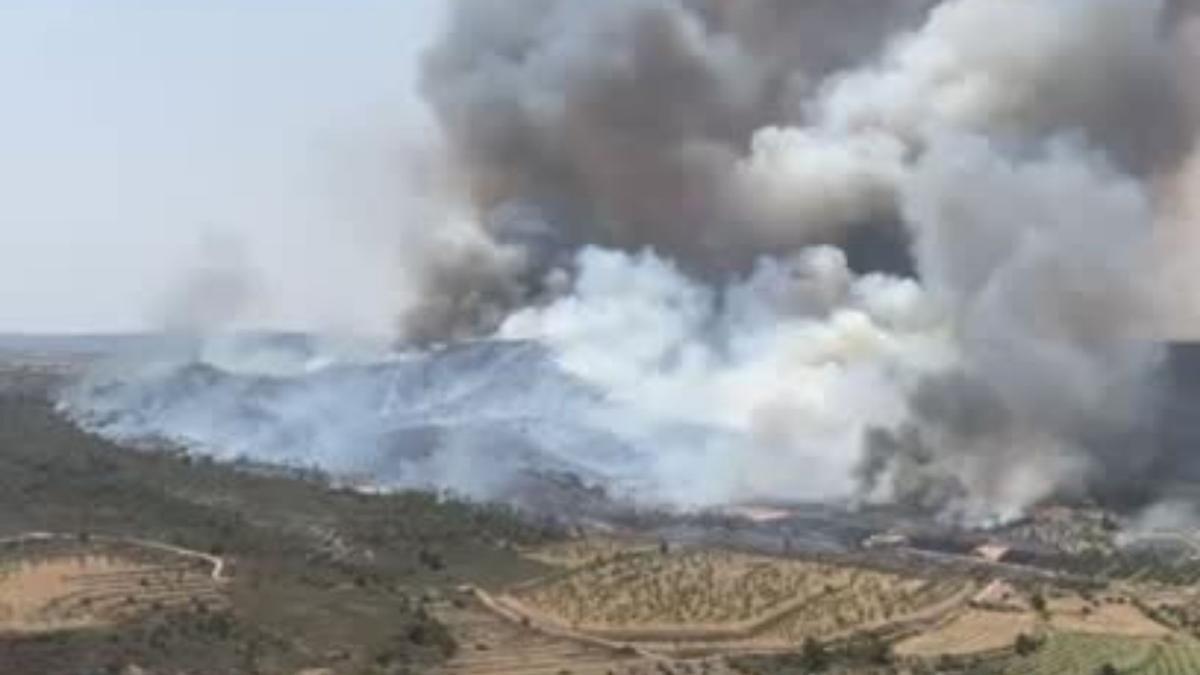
[800,637,829,671]
[1014,632,1040,656]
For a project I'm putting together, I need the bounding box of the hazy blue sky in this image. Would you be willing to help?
[0,1,442,332]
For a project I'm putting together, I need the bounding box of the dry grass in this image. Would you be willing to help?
[759,575,969,643]
[896,592,1171,658]
[1046,596,1170,637]
[896,609,1039,657]
[433,595,736,675]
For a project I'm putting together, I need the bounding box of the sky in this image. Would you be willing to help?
[0,0,443,333]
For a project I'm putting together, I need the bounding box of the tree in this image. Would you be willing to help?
[1096,664,1119,675]
[1014,633,1040,657]
[800,637,829,672]
[1030,592,1048,615]
[862,635,892,665]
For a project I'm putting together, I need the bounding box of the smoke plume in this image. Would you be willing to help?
[64,0,1200,521]
[420,0,939,269]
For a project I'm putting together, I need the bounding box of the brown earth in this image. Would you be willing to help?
[0,545,223,634]
[433,594,738,675]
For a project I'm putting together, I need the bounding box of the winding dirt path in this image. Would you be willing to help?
[0,532,226,582]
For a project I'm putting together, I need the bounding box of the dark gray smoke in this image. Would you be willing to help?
[413,0,1200,519]
[421,0,938,268]
[424,0,1192,258]
[418,0,1194,327]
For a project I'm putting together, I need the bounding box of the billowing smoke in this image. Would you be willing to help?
[63,0,1200,521]
[419,0,939,272]
[422,0,1186,266]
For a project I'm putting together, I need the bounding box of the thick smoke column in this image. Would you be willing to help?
[863,137,1163,518]
[420,1,938,275]
[64,0,1200,520]
[415,0,1195,517]
[416,0,1190,329]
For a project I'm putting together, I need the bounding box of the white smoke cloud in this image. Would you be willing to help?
[732,128,907,244]
[499,246,954,505]
[815,0,1180,173]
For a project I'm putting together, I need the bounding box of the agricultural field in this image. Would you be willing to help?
[898,589,1170,659]
[897,609,1038,658]
[433,593,737,675]
[0,540,222,634]
[512,546,974,652]
[515,549,862,630]
[8,357,1200,674]
[761,575,970,643]
[1047,596,1171,638]
[997,633,1200,674]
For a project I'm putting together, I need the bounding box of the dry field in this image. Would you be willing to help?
[896,591,1171,659]
[433,596,737,675]
[896,609,1040,657]
[0,541,223,634]
[511,547,973,652]
[516,549,857,630]
[1047,596,1171,637]
[758,575,970,644]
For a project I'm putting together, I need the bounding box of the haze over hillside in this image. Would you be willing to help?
[9,0,1200,526]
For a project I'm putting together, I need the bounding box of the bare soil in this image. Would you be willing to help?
[0,546,222,634]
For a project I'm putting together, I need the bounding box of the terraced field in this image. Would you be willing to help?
[517,549,865,630]
[760,575,970,643]
[1000,633,1200,674]
[0,540,223,633]
[897,609,1038,657]
[511,546,973,654]
[433,597,736,675]
[898,592,1172,660]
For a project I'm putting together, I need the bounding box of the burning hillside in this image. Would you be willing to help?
[61,0,1200,523]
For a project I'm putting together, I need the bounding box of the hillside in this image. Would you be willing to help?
[0,363,559,674]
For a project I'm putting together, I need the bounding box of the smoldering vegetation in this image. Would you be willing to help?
[61,0,1200,522]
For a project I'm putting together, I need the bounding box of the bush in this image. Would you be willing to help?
[406,617,458,658]
[1014,632,1040,656]
[1030,592,1047,615]
[800,637,829,671]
